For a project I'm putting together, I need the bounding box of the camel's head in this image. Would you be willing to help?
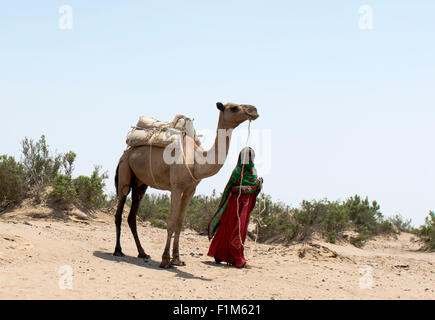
[216,102,259,128]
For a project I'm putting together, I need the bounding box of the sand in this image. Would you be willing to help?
[0,207,434,300]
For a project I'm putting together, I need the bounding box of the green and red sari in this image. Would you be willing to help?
[207,147,262,268]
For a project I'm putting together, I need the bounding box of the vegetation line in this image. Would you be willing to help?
[1,135,434,250]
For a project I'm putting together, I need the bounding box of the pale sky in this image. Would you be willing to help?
[1,1,434,225]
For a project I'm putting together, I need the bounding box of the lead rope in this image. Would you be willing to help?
[235,121,267,265]
[235,121,251,262]
[251,194,267,257]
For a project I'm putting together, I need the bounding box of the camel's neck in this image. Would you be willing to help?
[194,115,233,180]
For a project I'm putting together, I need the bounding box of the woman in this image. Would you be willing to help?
[207,147,263,268]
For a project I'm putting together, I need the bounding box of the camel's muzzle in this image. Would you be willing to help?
[242,105,259,120]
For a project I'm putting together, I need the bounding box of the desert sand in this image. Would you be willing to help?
[0,205,434,300]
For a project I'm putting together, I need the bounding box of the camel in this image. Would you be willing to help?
[114,102,259,268]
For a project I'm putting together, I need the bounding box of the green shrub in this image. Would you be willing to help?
[21,135,62,189]
[256,210,299,243]
[389,214,413,233]
[0,155,27,208]
[20,135,77,201]
[51,166,108,210]
[74,166,108,209]
[293,199,348,241]
[62,151,77,177]
[325,230,337,244]
[149,217,167,229]
[254,194,396,245]
[254,194,297,243]
[343,195,394,240]
[378,220,395,234]
[185,191,221,234]
[417,211,435,250]
[137,193,170,227]
[322,203,349,242]
[1,135,107,212]
[52,174,77,204]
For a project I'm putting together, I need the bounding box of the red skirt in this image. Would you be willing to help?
[207,192,257,268]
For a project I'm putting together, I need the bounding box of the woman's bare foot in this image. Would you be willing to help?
[242,263,252,269]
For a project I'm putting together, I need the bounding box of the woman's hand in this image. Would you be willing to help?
[231,185,255,193]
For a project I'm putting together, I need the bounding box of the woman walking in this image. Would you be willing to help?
[207,147,263,268]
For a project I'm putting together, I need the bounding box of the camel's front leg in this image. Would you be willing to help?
[171,185,197,266]
[160,189,182,269]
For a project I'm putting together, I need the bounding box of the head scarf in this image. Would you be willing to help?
[208,147,259,240]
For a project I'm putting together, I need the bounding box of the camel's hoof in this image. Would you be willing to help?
[138,253,151,260]
[171,260,186,267]
[113,250,125,257]
[159,261,173,269]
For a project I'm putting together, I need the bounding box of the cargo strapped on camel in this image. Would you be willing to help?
[126,114,201,148]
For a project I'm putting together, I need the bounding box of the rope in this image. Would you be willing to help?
[251,194,267,255]
[234,121,267,264]
[180,137,200,183]
[235,120,251,258]
[148,126,167,190]
[130,117,199,188]
[148,128,199,189]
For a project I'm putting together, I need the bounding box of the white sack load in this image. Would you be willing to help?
[126,127,182,148]
[126,114,200,148]
[136,116,171,130]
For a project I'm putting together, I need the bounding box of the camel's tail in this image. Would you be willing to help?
[114,163,120,197]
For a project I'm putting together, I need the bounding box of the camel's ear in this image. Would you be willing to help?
[216,102,225,112]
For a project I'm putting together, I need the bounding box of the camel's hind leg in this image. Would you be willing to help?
[128,182,150,259]
[114,196,127,256]
[113,157,133,257]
